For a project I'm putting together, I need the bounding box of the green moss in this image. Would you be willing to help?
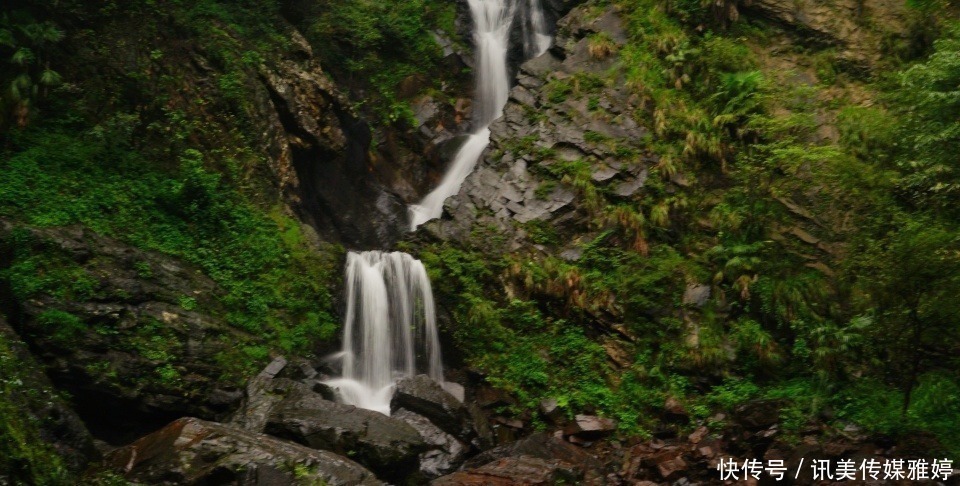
[35,310,86,347]
[0,334,73,485]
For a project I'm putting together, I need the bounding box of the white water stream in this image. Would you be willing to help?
[327,0,554,416]
[324,251,444,415]
[408,0,552,229]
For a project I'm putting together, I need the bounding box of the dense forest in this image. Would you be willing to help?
[0,0,958,484]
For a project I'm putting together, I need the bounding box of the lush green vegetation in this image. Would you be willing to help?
[0,9,63,129]
[292,0,461,124]
[0,110,340,360]
[415,0,960,457]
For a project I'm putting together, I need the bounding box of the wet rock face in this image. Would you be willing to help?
[103,417,383,485]
[255,38,408,248]
[429,3,655,248]
[0,220,245,445]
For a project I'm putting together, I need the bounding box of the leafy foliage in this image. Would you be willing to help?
[0,107,339,364]
[0,10,63,129]
[299,0,455,124]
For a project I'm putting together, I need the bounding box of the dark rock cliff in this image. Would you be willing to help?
[0,219,249,445]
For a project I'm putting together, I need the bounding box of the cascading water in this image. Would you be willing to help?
[408,0,553,229]
[324,251,444,415]
[524,0,553,57]
[327,0,555,416]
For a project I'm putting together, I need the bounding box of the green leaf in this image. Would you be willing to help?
[10,47,34,65]
[39,69,61,87]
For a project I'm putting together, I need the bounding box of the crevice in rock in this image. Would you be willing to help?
[261,71,407,249]
[56,385,182,447]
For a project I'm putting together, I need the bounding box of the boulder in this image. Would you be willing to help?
[431,456,581,485]
[391,375,476,442]
[462,432,599,473]
[228,363,302,432]
[682,284,712,307]
[735,399,782,430]
[539,398,566,425]
[264,387,426,481]
[103,417,382,485]
[0,221,246,444]
[393,408,470,478]
[562,414,617,441]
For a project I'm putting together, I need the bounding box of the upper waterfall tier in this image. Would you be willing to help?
[408,0,553,230]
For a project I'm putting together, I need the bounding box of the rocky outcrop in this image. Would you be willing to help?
[0,313,98,475]
[432,456,583,485]
[391,375,477,442]
[252,30,408,248]
[427,3,654,250]
[0,220,247,444]
[740,0,910,70]
[102,417,383,485]
[264,387,428,481]
[229,359,481,481]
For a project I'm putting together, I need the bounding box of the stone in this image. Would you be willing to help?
[657,455,688,479]
[0,314,99,474]
[259,356,288,379]
[735,399,783,430]
[539,398,566,425]
[413,96,442,129]
[614,176,646,197]
[665,396,688,418]
[103,417,382,485]
[559,247,583,262]
[393,408,470,479]
[264,388,426,482]
[510,86,538,107]
[682,284,711,307]
[688,426,709,444]
[562,415,617,440]
[391,375,476,441]
[494,416,525,429]
[591,164,620,182]
[432,456,580,485]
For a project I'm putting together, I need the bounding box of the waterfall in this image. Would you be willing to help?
[525,0,553,57]
[327,0,555,416]
[408,0,553,230]
[324,251,444,415]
